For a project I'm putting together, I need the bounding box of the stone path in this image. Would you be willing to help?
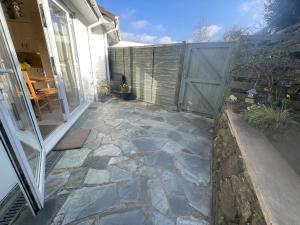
[14,99,213,225]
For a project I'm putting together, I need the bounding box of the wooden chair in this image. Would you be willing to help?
[21,69,52,120]
[29,76,57,96]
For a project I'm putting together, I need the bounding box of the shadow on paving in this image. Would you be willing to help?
[13,99,213,225]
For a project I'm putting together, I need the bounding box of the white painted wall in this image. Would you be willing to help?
[0,142,17,201]
[90,26,109,91]
[73,18,95,102]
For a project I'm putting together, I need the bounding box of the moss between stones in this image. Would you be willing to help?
[212,113,267,225]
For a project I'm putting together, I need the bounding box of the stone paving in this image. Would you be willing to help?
[14,99,213,225]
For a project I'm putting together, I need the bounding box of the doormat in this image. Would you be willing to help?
[54,129,91,150]
[39,124,58,139]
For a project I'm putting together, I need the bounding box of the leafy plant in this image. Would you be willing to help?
[232,42,296,104]
[99,80,109,96]
[120,82,129,92]
[244,104,289,129]
[265,0,300,31]
[282,94,291,110]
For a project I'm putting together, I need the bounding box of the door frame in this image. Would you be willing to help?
[41,0,84,118]
[36,0,68,122]
[35,0,89,150]
[0,0,90,212]
[0,5,45,213]
[0,2,46,155]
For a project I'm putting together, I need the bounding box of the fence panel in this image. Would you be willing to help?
[132,47,154,103]
[152,44,183,107]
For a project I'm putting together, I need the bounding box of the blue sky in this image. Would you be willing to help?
[97,0,265,44]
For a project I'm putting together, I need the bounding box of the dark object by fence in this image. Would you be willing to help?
[120,92,132,101]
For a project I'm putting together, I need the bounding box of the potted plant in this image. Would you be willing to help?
[98,80,109,102]
[120,82,131,100]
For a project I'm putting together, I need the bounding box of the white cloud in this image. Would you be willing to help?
[130,20,150,29]
[121,32,157,43]
[121,8,136,19]
[155,24,166,32]
[192,25,222,42]
[205,25,222,38]
[130,20,166,32]
[240,1,252,12]
[159,36,173,44]
[239,0,266,29]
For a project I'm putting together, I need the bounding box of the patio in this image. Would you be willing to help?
[14,98,213,225]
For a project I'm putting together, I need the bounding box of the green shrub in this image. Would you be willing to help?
[120,83,129,92]
[244,104,289,129]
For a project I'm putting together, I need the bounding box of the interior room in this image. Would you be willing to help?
[3,0,64,138]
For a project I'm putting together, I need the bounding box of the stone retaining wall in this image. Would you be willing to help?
[212,113,267,225]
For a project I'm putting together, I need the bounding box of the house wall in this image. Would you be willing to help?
[73,18,95,102]
[90,26,109,93]
[72,20,109,101]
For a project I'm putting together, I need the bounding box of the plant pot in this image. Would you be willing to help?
[120,92,132,101]
[99,95,108,102]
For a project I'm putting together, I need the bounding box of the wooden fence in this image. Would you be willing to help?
[108,44,183,109]
[108,42,234,116]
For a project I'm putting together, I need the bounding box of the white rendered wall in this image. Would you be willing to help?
[90,26,109,90]
[0,142,18,201]
[73,18,95,102]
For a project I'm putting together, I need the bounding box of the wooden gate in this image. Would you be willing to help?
[178,43,234,117]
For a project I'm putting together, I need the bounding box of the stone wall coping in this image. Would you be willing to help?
[226,110,300,225]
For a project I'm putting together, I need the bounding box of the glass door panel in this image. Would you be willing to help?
[0,39,42,183]
[0,8,44,213]
[49,1,80,112]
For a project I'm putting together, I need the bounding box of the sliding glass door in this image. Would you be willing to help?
[49,0,81,113]
[0,6,44,213]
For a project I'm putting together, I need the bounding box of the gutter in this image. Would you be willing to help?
[86,0,103,20]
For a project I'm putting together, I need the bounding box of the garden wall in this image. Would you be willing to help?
[108,44,183,109]
[213,113,267,225]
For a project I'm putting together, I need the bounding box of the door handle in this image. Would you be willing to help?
[0,68,14,74]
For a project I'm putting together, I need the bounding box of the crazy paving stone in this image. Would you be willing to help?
[93,144,122,157]
[52,184,120,225]
[96,209,147,225]
[111,166,132,182]
[174,152,210,185]
[84,169,110,185]
[45,171,70,199]
[148,179,169,215]
[55,149,91,169]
